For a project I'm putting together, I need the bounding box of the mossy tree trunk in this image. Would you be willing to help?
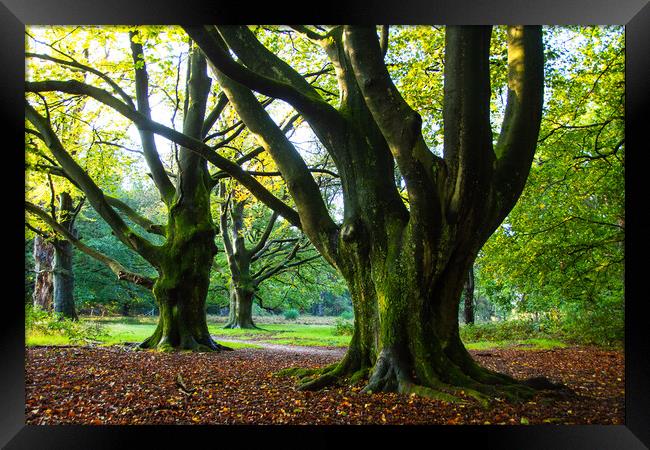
[52,192,78,320]
[192,24,552,397]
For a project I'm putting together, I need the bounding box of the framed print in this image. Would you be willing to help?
[2,0,648,448]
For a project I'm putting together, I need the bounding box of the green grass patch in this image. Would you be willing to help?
[216,341,262,350]
[465,338,567,351]
[29,315,577,351]
[210,323,351,347]
[26,331,73,346]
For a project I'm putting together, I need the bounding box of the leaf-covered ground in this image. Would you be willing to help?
[25,345,623,425]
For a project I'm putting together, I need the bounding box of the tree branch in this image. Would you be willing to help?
[248,211,279,257]
[26,79,301,229]
[343,25,444,224]
[185,25,339,126]
[492,26,544,223]
[129,31,176,205]
[26,52,136,109]
[26,201,156,289]
[442,26,496,224]
[25,102,161,266]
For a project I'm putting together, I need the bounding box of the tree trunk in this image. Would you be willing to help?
[53,192,77,320]
[225,287,238,326]
[53,239,76,320]
[300,226,544,403]
[139,190,225,351]
[224,286,256,329]
[140,47,230,352]
[32,235,54,311]
[464,267,475,325]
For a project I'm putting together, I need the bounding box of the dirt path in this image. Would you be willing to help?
[213,336,346,357]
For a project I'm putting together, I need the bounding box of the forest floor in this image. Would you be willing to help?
[25,344,624,425]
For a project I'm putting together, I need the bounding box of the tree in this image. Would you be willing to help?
[27,188,82,320]
[26,29,222,350]
[477,26,624,343]
[218,183,321,328]
[463,267,475,325]
[51,191,80,320]
[179,24,552,401]
[32,235,54,310]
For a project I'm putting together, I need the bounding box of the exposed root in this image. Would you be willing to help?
[139,333,233,352]
[274,364,336,379]
[276,352,372,392]
[277,344,567,407]
[223,322,260,330]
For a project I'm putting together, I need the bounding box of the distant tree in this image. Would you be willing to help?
[51,191,80,320]
[32,235,54,311]
[27,189,83,320]
[463,267,475,325]
[219,183,322,328]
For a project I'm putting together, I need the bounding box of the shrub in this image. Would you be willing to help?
[460,319,547,342]
[26,305,106,344]
[333,317,354,336]
[283,308,299,320]
[339,310,354,320]
[459,313,623,348]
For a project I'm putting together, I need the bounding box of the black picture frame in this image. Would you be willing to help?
[2,0,648,448]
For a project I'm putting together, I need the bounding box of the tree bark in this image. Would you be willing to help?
[464,267,475,325]
[32,235,54,311]
[53,192,77,320]
[224,286,256,329]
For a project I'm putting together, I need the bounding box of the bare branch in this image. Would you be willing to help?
[129,31,176,205]
[26,79,301,228]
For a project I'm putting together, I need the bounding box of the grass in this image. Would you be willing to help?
[26,316,260,349]
[465,338,567,351]
[209,322,351,347]
[26,315,569,351]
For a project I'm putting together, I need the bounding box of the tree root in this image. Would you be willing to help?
[139,334,233,352]
[223,322,260,330]
[275,346,569,408]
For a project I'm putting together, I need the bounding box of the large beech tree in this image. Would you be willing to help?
[180,24,553,400]
[27,33,222,350]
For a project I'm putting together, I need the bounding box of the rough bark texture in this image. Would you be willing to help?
[139,197,221,350]
[224,287,256,329]
[33,235,54,311]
